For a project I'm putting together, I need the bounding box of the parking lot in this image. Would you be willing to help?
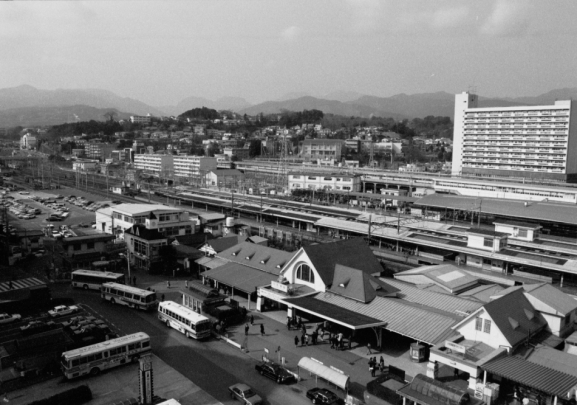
[2,187,117,234]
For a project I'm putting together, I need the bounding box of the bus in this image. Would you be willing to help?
[71,270,125,290]
[158,301,212,340]
[61,332,151,379]
[101,282,158,311]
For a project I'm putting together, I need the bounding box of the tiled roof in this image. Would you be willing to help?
[206,235,246,253]
[482,356,577,397]
[330,265,392,303]
[217,242,294,275]
[382,279,482,315]
[314,292,459,345]
[522,283,577,316]
[482,289,547,347]
[303,238,383,286]
[203,262,277,294]
[415,194,577,225]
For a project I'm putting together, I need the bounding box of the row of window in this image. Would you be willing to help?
[475,318,491,334]
[103,287,156,303]
[69,341,150,367]
[72,242,95,251]
[161,308,197,330]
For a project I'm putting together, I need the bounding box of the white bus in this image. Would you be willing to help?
[158,301,212,340]
[71,269,125,290]
[101,282,158,311]
[61,332,151,379]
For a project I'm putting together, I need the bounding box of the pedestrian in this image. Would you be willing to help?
[371,363,376,377]
[260,324,265,336]
[367,343,372,355]
[161,293,165,302]
[166,280,171,288]
[245,323,249,336]
[133,276,136,286]
[379,356,385,369]
[185,279,188,288]
[348,334,352,350]
[453,368,459,379]
[305,334,309,346]
[250,314,254,325]
[287,318,292,330]
[294,335,299,347]
[312,330,318,345]
[301,334,305,347]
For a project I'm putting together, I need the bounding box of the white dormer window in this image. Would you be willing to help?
[524,308,534,320]
[508,317,519,329]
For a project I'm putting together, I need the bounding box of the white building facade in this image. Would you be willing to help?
[134,154,174,177]
[173,155,217,180]
[288,172,361,192]
[452,92,577,182]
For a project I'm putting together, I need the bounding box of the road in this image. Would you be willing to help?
[60,283,311,405]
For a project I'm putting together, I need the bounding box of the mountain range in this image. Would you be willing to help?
[1,84,577,127]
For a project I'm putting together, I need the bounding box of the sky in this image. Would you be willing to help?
[2,0,577,106]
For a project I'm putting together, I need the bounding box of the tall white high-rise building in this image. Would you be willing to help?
[452,92,577,183]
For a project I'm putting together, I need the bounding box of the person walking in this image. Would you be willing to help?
[287,318,292,330]
[348,334,352,350]
[161,293,165,302]
[250,315,254,325]
[166,280,171,288]
[305,334,309,346]
[367,343,372,355]
[185,279,188,288]
[301,334,305,347]
[294,335,299,347]
[260,324,265,336]
[244,323,249,336]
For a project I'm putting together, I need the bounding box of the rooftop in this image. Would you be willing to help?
[466,228,509,238]
[111,204,182,215]
[216,242,294,275]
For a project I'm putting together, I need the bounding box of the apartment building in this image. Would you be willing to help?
[130,115,152,125]
[288,172,361,191]
[84,143,115,161]
[133,154,174,177]
[223,147,250,161]
[301,139,345,161]
[452,92,577,182]
[173,155,218,180]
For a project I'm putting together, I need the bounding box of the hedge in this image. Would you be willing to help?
[26,385,92,405]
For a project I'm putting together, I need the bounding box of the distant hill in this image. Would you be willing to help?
[239,96,406,120]
[0,105,130,127]
[323,90,365,102]
[276,92,310,102]
[350,92,534,118]
[0,85,163,117]
[504,88,577,106]
[161,96,252,116]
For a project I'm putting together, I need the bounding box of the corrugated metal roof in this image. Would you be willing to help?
[382,279,482,315]
[203,262,277,294]
[314,293,459,345]
[415,194,577,226]
[482,356,577,397]
[394,274,433,285]
[523,283,577,316]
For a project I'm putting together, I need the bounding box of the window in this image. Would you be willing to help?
[73,244,81,251]
[134,240,148,256]
[483,238,493,247]
[518,229,528,238]
[483,319,491,334]
[475,317,482,331]
[296,264,315,284]
[87,242,95,249]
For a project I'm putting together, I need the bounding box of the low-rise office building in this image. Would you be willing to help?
[133,154,174,177]
[173,155,217,181]
[288,172,361,192]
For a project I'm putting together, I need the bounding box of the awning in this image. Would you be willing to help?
[284,295,386,330]
[203,262,277,294]
[195,257,212,266]
[297,357,350,391]
[397,374,468,405]
[482,356,577,397]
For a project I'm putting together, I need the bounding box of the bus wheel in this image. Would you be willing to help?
[83,285,88,290]
[166,320,170,328]
[90,367,100,376]
[110,299,115,305]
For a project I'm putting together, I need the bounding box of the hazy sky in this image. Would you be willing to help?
[2,0,577,106]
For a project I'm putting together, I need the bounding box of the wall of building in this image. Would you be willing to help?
[452,92,478,176]
[280,253,327,292]
[457,310,510,349]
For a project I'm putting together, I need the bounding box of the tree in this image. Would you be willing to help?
[207,142,221,157]
[102,111,118,122]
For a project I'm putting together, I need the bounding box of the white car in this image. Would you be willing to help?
[0,313,21,324]
[48,305,79,317]
[18,191,30,195]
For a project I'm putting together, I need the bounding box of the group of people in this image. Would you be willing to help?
[368,356,386,377]
[329,332,351,350]
[244,315,265,336]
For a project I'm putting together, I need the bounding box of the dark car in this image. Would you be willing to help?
[306,388,339,405]
[20,321,57,336]
[255,361,294,384]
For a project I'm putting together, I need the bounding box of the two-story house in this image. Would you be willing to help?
[60,233,116,270]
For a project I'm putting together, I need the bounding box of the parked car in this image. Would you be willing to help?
[18,191,30,195]
[20,321,57,336]
[228,383,263,405]
[306,388,339,405]
[254,361,294,384]
[48,305,79,317]
[0,313,21,324]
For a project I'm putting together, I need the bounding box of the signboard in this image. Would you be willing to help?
[271,281,289,293]
[259,288,283,301]
[445,341,466,354]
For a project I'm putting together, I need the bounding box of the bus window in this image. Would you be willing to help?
[94,353,102,360]
[142,341,150,348]
[128,344,136,351]
[72,359,79,367]
[103,352,109,358]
